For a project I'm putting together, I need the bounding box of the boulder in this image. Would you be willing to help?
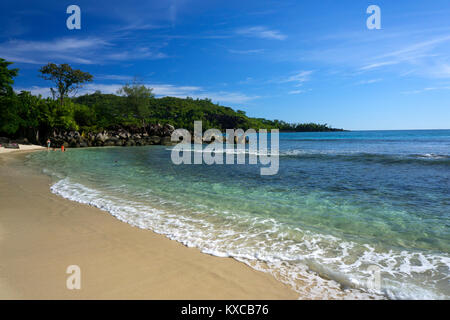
[0,137,10,144]
[95,132,108,142]
[11,138,31,145]
[161,136,176,146]
[132,134,142,140]
[148,123,162,136]
[127,125,141,134]
[118,131,130,139]
[4,143,19,149]
[69,138,77,147]
[162,124,175,136]
[103,139,116,147]
[148,136,161,144]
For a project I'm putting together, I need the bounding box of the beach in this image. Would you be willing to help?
[0,150,298,299]
[0,144,46,154]
[1,130,448,300]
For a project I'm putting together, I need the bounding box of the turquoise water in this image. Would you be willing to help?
[26,130,450,299]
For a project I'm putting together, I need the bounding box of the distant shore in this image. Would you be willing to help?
[0,150,297,299]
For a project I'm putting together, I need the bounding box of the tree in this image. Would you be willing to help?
[0,58,19,96]
[117,80,154,126]
[39,63,93,105]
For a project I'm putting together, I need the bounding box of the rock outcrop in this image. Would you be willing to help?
[48,124,176,148]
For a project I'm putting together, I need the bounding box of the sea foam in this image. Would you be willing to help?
[49,177,449,300]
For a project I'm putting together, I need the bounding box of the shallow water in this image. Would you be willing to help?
[26,130,450,299]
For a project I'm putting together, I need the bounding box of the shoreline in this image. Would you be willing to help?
[0,150,298,299]
[0,144,46,154]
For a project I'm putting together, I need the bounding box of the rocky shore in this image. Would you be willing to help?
[0,123,249,149]
[1,123,176,149]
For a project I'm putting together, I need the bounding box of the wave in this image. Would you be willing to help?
[166,147,280,157]
[167,146,450,165]
[48,177,450,300]
[280,150,450,165]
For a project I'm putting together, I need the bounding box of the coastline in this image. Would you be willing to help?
[0,144,46,154]
[0,150,298,299]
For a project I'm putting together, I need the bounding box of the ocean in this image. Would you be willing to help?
[25,130,450,299]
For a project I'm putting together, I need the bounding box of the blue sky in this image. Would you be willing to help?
[1,0,450,130]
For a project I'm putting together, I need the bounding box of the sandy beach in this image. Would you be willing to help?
[0,150,297,299]
[0,144,46,154]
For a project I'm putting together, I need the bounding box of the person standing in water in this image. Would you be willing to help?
[46,139,51,150]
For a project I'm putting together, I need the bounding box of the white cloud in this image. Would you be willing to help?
[359,61,399,71]
[116,22,164,31]
[426,63,450,78]
[288,89,306,94]
[198,91,259,104]
[14,86,54,97]
[149,84,203,96]
[375,35,450,61]
[228,49,265,54]
[401,86,450,94]
[358,35,450,76]
[96,75,136,81]
[236,26,287,40]
[0,37,110,65]
[279,70,313,86]
[357,78,383,85]
[0,37,167,65]
[15,83,258,105]
[285,29,450,81]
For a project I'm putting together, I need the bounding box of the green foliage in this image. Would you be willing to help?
[0,58,19,96]
[0,94,22,134]
[269,120,342,132]
[49,100,79,130]
[1,60,343,140]
[74,103,96,127]
[72,91,123,128]
[39,63,93,105]
[117,80,154,126]
[0,89,80,138]
[73,93,342,132]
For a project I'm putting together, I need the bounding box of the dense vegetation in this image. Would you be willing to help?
[0,59,343,144]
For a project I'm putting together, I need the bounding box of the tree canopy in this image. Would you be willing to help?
[0,58,19,96]
[117,80,154,126]
[39,63,93,105]
[0,59,343,143]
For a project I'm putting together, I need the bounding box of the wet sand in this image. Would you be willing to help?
[0,151,298,299]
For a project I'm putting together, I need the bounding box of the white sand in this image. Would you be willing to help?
[0,151,298,299]
[0,144,46,154]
